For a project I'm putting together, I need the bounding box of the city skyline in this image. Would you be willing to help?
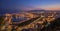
[0,0,60,31]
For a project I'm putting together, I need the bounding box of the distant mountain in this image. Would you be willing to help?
[27,10,46,12]
[45,10,60,13]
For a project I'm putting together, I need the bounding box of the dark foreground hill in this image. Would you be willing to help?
[41,18,60,31]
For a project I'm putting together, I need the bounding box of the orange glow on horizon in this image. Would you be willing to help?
[44,7,60,10]
[43,4,60,10]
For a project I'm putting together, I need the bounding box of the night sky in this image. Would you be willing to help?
[0,0,60,14]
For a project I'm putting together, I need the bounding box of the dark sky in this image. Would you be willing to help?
[0,0,60,14]
[1,0,60,10]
